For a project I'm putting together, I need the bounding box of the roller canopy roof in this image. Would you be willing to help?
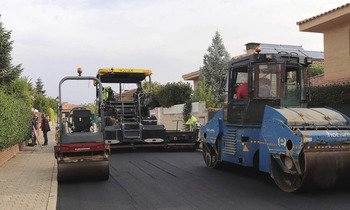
[97,68,152,83]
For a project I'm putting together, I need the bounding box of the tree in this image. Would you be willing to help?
[0,16,23,86]
[143,81,164,109]
[35,77,46,96]
[142,81,163,93]
[0,88,32,150]
[83,104,95,113]
[182,100,192,123]
[193,76,219,108]
[0,17,31,150]
[155,82,192,108]
[46,97,58,113]
[2,76,32,99]
[200,31,231,106]
[308,63,324,77]
[33,94,49,114]
[33,95,59,115]
[48,107,55,122]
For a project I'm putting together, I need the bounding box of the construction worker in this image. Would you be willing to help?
[186,113,201,144]
[136,82,143,93]
[236,82,248,99]
[134,82,143,99]
[103,87,113,100]
[186,113,198,131]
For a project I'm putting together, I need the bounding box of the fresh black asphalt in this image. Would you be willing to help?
[58,150,350,210]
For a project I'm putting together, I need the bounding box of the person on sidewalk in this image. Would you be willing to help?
[40,114,51,146]
[31,113,39,145]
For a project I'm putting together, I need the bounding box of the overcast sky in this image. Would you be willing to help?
[1,0,348,104]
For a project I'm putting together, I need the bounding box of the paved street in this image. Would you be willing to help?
[0,129,57,210]
[58,150,350,210]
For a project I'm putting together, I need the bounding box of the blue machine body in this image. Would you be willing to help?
[201,106,350,175]
[201,49,350,192]
[202,109,260,167]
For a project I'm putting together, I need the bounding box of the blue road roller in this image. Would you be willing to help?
[201,47,350,192]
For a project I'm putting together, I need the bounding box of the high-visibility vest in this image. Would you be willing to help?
[103,87,112,100]
[186,116,197,127]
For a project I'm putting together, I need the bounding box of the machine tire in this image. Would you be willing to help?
[270,155,303,192]
[202,141,221,169]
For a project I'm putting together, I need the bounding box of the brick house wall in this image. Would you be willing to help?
[0,141,26,166]
[298,3,350,84]
[309,74,325,86]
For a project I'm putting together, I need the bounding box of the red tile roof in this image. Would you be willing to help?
[122,89,136,97]
[208,107,222,112]
[297,3,350,25]
[62,102,78,113]
[309,74,325,87]
[322,77,350,86]
[309,74,350,87]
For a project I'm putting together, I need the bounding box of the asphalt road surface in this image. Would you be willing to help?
[58,150,350,210]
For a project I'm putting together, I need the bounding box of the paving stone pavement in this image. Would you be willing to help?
[0,128,57,210]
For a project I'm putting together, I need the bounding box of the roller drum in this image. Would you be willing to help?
[58,160,109,182]
[271,151,350,192]
[303,151,350,189]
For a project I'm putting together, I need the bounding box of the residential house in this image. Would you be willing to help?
[297,3,350,85]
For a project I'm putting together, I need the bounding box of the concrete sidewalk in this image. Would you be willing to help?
[0,129,57,210]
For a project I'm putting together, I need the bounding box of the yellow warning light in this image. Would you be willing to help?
[255,46,261,54]
[77,67,82,76]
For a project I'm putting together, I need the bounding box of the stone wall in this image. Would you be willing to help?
[150,101,208,130]
[0,141,26,166]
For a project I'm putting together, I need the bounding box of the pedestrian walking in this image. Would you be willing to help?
[31,113,39,145]
[40,114,51,146]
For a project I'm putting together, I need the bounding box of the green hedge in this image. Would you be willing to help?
[182,100,192,123]
[309,83,350,107]
[155,82,192,108]
[0,90,32,150]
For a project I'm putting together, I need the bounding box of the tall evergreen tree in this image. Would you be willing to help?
[0,17,31,150]
[35,77,46,96]
[33,93,48,114]
[193,76,219,108]
[0,16,23,86]
[199,31,231,105]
